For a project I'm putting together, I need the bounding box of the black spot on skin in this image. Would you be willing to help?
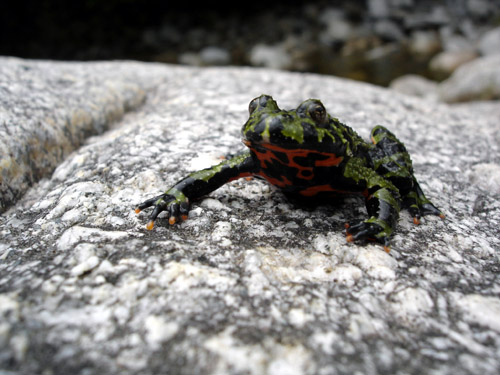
[301,170,313,177]
[301,122,318,141]
[273,151,289,164]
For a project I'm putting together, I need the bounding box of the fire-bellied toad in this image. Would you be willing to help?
[135,95,444,251]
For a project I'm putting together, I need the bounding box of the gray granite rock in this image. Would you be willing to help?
[0,57,169,213]
[389,74,439,101]
[1,58,500,375]
[249,43,292,70]
[429,50,478,80]
[438,55,500,102]
[478,26,500,56]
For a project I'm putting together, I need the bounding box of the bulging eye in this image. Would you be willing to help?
[309,103,326,124]
[249,98,259,114]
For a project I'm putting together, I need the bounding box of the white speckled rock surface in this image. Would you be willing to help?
[1,57,499,375]
[0,57,169,213]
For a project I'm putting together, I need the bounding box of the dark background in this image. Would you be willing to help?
[1,0,500,86]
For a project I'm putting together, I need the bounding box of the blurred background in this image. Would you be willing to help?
[1,0,500,88]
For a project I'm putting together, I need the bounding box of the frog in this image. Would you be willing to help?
[135,95,444,251]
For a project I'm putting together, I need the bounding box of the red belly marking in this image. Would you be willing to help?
[258,172,293,188]
[249,142,343,182]
[299,185,352,197]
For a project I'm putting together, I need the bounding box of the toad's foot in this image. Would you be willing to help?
[404,182,445,225]
[345,218,392,252]
[135,189,189,230]
[408,201,445,225]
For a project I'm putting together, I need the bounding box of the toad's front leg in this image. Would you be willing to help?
[135,151,258,230]
[346,187,401,251]
[403,180,444,224]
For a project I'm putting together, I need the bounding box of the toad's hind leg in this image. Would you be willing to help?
[369,125,443,223]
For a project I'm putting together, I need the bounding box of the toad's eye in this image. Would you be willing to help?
[310,104,326,124]
[249,98,259,114]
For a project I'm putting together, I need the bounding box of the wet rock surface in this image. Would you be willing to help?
[1,57,500,375]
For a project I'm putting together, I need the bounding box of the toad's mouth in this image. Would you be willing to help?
[242,139,279,152]
[242,139,254,147]
[242,139,344,167]
[241,130,270,146]
[243,138,312,153]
